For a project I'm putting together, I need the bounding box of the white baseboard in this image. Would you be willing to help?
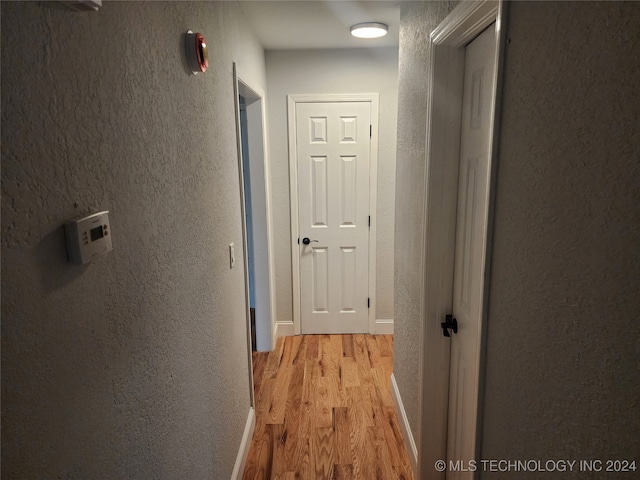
[274,321,295,340]
[375,318,394,334]
[230,406,256,480]
[275,320,391,338]
[391,374,418,476]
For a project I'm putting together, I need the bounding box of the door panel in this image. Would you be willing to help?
[311,247,329,312]
[340,156,357,226]
[296,101,371,334]
[447,23,496,479]
[311,156,328,226]
[458,157,479,317]
[339,247,357,312]
[310,117,327,143]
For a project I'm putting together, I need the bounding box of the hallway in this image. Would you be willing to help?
[243,334,413,479]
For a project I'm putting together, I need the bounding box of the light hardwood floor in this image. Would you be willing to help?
[243,334,414,480]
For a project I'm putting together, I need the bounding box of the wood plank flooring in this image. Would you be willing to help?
[244,334,414,480]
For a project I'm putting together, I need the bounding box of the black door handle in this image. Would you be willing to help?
[302,237,318,245]
[441,314,458,337]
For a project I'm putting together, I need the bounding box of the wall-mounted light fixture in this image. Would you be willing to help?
[350,22,388,39]
[185,30,209,75]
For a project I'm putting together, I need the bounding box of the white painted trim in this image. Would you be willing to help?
[368,97,379,336]
[274,320,295,339]
[417,1,504,478]
[375,318,394,335]
[272,318,280,347]
[287,96,301,336]
[235,66,278,353]
[263,104,278,351]
[391,374,417,476]
[232,63,255,408]
[432,0,499,47]
[287,93,379,336]
[230,407,256,480]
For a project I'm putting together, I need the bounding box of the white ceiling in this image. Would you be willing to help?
[239,1,402,50]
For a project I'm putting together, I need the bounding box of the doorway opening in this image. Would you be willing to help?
[239,95,257,350]
[233,65,276,359]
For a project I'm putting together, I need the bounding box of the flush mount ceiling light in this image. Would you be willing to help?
[350,22,388,39]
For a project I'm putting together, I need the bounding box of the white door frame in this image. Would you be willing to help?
[288,93,379,336]
[417,1,507,478]
[238,76,276,353]
[233,63,278,399]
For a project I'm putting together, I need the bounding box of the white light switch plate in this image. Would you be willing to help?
[229,243,235,269]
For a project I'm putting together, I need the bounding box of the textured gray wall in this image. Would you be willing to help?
[1,1,265,478]
[393,0,459,446]
[265,48,399,326]
[480,1,640,476]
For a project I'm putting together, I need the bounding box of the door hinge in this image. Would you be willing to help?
[368,215,371,227]
[370,125,372,138]
[368,298,370,308]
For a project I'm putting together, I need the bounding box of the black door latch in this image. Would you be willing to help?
[441,314,458,337]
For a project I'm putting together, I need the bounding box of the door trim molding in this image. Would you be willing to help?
[233,63,254,406]
[287,93,379,335]
[236,69,277,353]
[417,1,507,477]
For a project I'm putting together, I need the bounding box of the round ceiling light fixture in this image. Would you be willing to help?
[350,22,388,39]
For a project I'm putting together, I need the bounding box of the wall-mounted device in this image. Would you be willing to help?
[65,211,113,265]
[185,30,209,75]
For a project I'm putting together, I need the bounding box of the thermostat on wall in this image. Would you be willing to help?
[65,211,113,265]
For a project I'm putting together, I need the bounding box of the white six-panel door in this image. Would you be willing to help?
[447,23,497,479]
[295,101,371,334]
